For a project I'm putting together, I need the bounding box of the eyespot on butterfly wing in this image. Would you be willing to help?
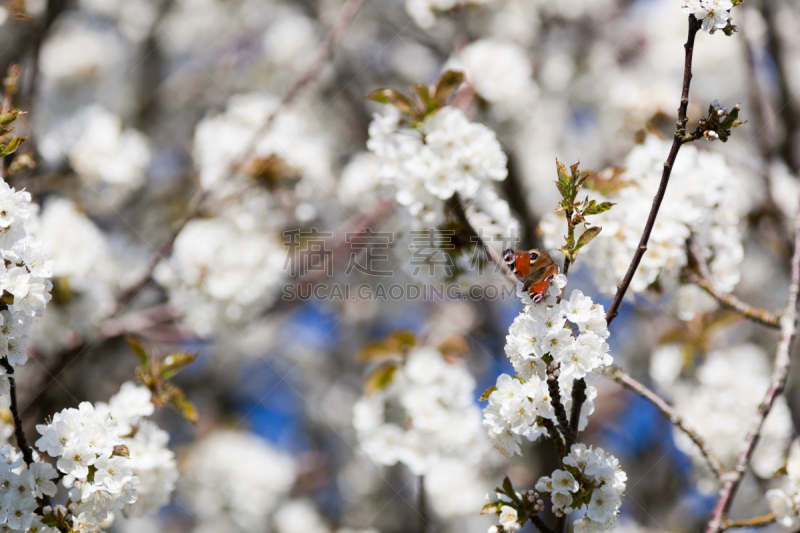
[503,248,559,303]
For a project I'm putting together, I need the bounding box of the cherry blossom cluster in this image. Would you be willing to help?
[0,445,58,531]
[157,92,339,337]
[446,39,537,115]
[680,0,734,33]
[155,205,287,337]
[179,430,384,533]
[0,181,53,368]
[29,198,119,354]
[367,105,507,228]
[767,440,800,528]
[540,135,756,321]
[180,430,298,531]
[193,93,333,194]
[41,106,151,207]
[34,381,177,531]
[482,285,610,457]
[650,343,790,486]
[353,346,488,475]
[535,444,627,533]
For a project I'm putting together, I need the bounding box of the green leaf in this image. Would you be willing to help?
[162,383,198,424]
[0,136,27,157]
[0,110,24,128]
[583,201,615,216]
[720,104,742,130]
[366,88,414,115]
[501,476,520,502]
[433,70,465,104]
[160,351,199,380]
[365,363,398,395]
[555,180,570,200]
[126,336,149,366]
[479,386,497,401]
[481,502,501,515]
[575,226,602,249]
[556,159,570,188]
[414,83,436,114]
[569,162,581,180]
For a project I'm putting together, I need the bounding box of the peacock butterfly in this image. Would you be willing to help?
[503,248,559,304]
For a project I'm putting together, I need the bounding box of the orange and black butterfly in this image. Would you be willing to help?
[503,248,559,303]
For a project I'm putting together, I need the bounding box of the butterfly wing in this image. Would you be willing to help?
[503,248,531,281]
[527,263,559,302]
[526,250,559,303]
[504,248,559,303]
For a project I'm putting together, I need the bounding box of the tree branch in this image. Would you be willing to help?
[605,15,701,326]
[115,0,366,309]
[704,176,800,533]
[686,243,780,329]
[723,513,776,530]
[605,364,725,479]
[564,16,703,439]
[0,360,34,466]
[530,514,555,533]
[686,270,779,328]
[547,364,575,450]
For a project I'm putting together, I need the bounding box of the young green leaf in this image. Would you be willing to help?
[160,351,199,381]
[583,202,615,216]
[433,70,465,105]
[126,336,149,367]
[365,363,398,395]
[479,386,497,401]
[0,136,27,157]
[576,226,602,249]
[366,88,415,115]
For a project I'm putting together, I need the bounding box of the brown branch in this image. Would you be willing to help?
[547,364,575,450]
[605,15,701,327]
[568,378,586,434]
[685,271,779,328]
[723,513,776,530]
[1,360,34,466]
[115,0,366,309]
[704,176,800,533]
[686,244,780,328]
[530,515,555,533]
[563,16,703,440]
[606,364,725,479]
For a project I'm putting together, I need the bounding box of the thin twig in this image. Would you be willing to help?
[0,360,33,466]
[686,243,780,328]
[605,15,701,327]
[115,0,366,309]
[566,16,703,439]
[704,179,800,533]
[723,512,776,530]
[684,271,779,329]
[606,364,725,479]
